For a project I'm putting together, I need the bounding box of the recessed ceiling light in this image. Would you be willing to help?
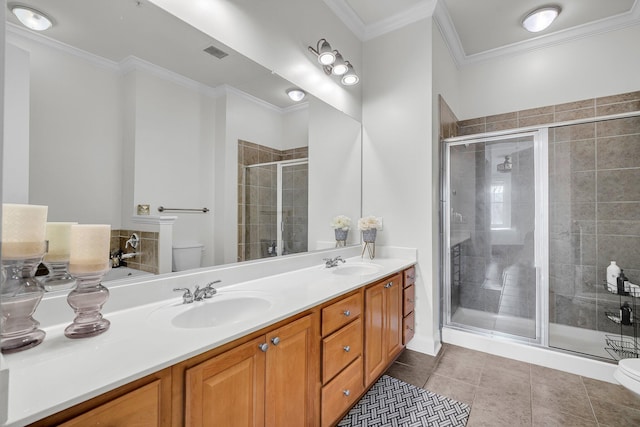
[522,6,560,33]
[10,5,53,31]
[286,89,306,102]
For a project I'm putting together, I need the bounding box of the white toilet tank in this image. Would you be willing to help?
[172,242,204,272]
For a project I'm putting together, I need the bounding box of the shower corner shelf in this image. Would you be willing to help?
[603,282,640,360]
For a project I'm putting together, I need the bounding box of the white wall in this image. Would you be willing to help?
[2,44,29,204]
[282,106,309,151]
[457,24,640,119]
[362,19,438,354]
[11,37,122,225]
[149,0,362,120]
[308,97,361,249]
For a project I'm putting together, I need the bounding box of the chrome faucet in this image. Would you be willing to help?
[174,280,221,304]
[324,256,346,268]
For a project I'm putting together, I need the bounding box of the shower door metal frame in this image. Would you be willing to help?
[442,129,549,345]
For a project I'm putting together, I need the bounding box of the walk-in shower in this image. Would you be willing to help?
[442,109,640,362]
[239,158,308,261]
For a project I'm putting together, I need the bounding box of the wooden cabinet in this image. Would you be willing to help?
[320,291,364,427]
[364,273,403,387]
[185,315,317,427]
[28,368,172,427]
[403,266,416,345]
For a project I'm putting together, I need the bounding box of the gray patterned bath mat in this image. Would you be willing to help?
[338,375,470,427]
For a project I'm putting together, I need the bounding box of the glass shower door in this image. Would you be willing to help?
[445,131,545,340]
[280,162,308,256]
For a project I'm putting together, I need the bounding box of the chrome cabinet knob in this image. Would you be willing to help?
[343,345,350,352]
[343,310,351,317]
[258,343,269,352]
[343,390,350,397]
[384,282,393,288]
[271,337,280,346]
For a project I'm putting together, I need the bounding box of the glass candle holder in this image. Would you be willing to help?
[64,267,110,338]
[39,260,76,292]
[1,253,47,354]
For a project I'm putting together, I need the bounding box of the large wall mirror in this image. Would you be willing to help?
[3,0,362,279]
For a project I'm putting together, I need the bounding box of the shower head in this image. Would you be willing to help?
[497,155,512,173]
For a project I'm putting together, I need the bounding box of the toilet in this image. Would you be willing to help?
[615,358,640,396]
[172,242,204,271]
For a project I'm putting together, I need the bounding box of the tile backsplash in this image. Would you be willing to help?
[110,229,159,274]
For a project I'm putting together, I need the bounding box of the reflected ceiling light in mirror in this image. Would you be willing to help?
[522,6,560,32]
[10,5,53,31]
[286,88,306,102]
[308,39,359,86]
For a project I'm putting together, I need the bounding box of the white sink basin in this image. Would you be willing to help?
[149,292,274,329]
[332,263,382,276]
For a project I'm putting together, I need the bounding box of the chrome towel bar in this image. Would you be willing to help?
[157,206,210,213]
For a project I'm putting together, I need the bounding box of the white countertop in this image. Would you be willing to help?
[2,247,416,426]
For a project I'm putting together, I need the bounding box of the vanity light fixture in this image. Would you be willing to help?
[308,38,359,86]
[522,6,560,33]
[10,5,53,31]
[286,88,306,102]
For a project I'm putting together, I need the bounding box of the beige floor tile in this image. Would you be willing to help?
[532,406,597,427]
[590,397,640,426]
[425,373,477,405]
[468,386,532,426]
[530,364,583,387]
[478,367,531,397]
[384,361,430,388]
[395,348,438,369]
[433,350,485,385]
[483,354,531,379]
[531,382,595,422]
[583,376,640,411]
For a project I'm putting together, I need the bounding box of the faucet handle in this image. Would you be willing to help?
[173,288,194,304]
[203,280,220,298]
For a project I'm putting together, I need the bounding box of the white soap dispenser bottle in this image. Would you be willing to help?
[607,261,621,293]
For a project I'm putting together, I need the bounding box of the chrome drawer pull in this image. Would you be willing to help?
[271,337,280,345]
[407,326,414,331]
[343,310,351,316]
[407,274,415,280]
[384,282,393,288]
[407,298,415,303]
[258,343,269,352]
[343,390,350,397]
[343,345,350,352]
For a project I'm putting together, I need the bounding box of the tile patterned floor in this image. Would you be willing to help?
[384,344,640,426]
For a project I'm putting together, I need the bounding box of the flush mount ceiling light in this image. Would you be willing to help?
[10,5,53,31]
[286,88,306,102]
[308,39,359,86]
[522,6,561,33]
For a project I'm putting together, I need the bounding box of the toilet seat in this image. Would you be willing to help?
[615,358,640,396]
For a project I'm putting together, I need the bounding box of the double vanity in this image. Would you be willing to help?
[3,246,416,426]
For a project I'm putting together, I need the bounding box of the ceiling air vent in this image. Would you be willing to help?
[203,45,229,59]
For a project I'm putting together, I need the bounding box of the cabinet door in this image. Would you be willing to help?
[59,380,163,427]
[364,282,386,386]
[386,274,403,361]
[265,314,317,427]
[185,336,266,427]
[364,274,404,386]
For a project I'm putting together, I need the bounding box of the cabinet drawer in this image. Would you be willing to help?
[322,292,362,336]
[403,284,415,317]
[403,311,415,345]
[321,357,364,427]
[323,318,362,384]
[404,266,416,288]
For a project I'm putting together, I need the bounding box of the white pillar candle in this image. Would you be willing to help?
[44,222,77,262]
[68,224,111,274]
[1,203,48,259]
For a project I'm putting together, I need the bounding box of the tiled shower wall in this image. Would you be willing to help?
[110,229,159,274]
[445,90,640,338]
[237,140,308,262]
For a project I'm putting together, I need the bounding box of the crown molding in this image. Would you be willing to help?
[435,0,640,68]
[323,0,436,41]
[362,1,437,41]
[7,24,295,114]
[7,22,119,71]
